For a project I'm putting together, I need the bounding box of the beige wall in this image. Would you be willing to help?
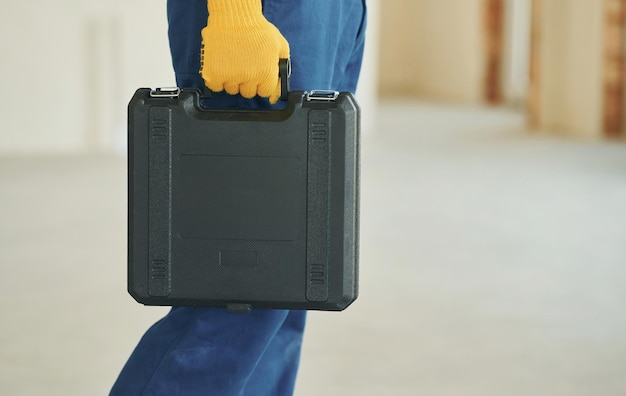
[0,0,174,154]
[379,0,485,103]
[379,0,610,138]
[537,0,604,138]
[2,2,87,153]
[502,0,532,106]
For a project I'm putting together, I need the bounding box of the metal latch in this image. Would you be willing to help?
[305,90,340,102]
[150,87,181,98]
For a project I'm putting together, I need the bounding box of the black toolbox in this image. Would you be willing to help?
[127,72,360,311]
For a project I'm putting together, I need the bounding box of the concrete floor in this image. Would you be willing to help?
[2,101,626,395]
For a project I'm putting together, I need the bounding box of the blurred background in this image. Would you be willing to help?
[2,0,626,395]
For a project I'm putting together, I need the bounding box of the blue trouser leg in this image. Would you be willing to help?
[111,308,303,395]
[241,310,307,395]
[111,1,366,395]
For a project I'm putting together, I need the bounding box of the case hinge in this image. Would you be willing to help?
[305,90,340,102]
[150,87,181,98]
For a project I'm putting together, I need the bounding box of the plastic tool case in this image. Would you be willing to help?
[128,71,360,311]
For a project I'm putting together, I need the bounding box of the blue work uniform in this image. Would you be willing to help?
[111,1,366,394]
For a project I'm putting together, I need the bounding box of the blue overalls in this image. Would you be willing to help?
[111,1,366,394]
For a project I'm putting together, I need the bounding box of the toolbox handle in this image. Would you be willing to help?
[279,58,291,102]
[150,59,291,103]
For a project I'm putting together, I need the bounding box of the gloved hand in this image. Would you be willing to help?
[200,0,290,104]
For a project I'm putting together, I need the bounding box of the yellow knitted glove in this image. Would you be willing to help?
[200,0,290,104]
